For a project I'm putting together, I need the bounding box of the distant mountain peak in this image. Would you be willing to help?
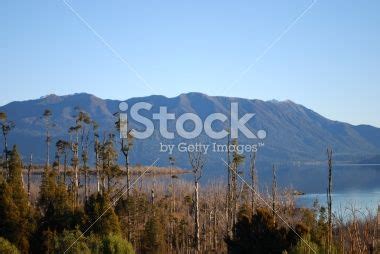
[40,94,59,99]
[179,92,209,98]
[38,94,63,104]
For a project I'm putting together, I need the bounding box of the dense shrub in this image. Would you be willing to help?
[54,229,90,254]
[0,237,20,254]
[226,207,308,254]
[102,234,135,254]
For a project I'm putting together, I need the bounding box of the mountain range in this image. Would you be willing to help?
[1,92,380,173]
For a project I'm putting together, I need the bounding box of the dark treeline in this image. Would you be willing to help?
[0,110,378,254]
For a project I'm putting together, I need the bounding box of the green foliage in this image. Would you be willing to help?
[82,234,135,254]
[56,140,70,159]
[309,206,328,249]
[100,135,121,191]
[0,237,20,254]
[86,234,102,254]
[142,213,166,254]
[115,194,150,240]
[101,234,135,254]
[37,168,82,232]
[54,229,90,254]
[289,236,321,254]
[85,233,134,254]
[84,193,121,236]
[0,146,34,253]
[38,169,71,214]
[0,112,15,140]
[33,165,84,253]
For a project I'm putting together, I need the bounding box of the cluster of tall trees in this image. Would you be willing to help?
[0,109,378,254]
[0,110,134,253]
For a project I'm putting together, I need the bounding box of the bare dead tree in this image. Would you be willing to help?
[226,131,233,238]
[327,148,333,254]
[42,109,53,168]
[188,146,206,253]
[92,121,101,193]
[249,150,257,214]
[115,112,134,198]
[169,156,176,253]
[69,124,80,207]
[27,154,32,200]
[169,156,176,212]
[272,164,277,227]
[122,132,133,198]
[77,111,91,201]
[341,204,376,254]
[210,182,223,251]
[151,165,156,206]
[230,139,245,236]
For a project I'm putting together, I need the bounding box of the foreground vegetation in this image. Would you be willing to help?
[0,110,378,254]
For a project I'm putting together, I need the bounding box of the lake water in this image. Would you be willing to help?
[296,191,380,217]
[270,164,380,216]
[204,163,380,216]
[27,163,380,216]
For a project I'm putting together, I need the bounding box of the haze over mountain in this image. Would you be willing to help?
[1,92,380,173]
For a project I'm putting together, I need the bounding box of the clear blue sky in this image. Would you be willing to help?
[1,0,379,126]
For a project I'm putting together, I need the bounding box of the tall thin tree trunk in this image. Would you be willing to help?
[3,135,8,175]
[170,163,174,212]
[150,167,154,207]
[121,139,131,197]
[27,154,32,200]
[56,153,60,182]
[172,177,176,212]
[95,148,100,193]
[84,159,88,201]
[64,151,67,184]
[194,179,200,253]
[124,144,133,243]
[231,162,237,232]
[126,152,130,197]
[250,151,257,213]
[107,172,110,192]
[74,163,78,206]
[188,149,205,253]
[232,158,241,237]
[46,130,50,168]
[213,207,217,250]
[327,148,333,254]
[226,134,232,237]
[73,135,79,207]
[125,148,132,242]
[272,164,277,227]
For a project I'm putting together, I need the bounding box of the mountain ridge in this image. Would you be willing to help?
[1,92,379,172]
